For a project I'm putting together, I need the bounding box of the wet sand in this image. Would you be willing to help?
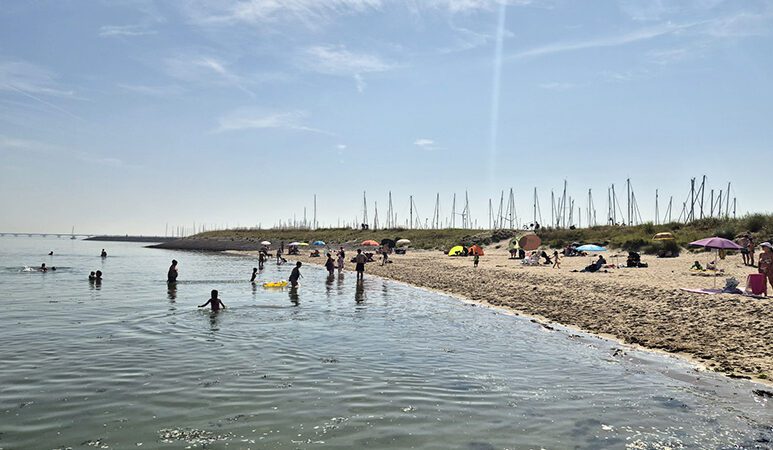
[247,244,773,383]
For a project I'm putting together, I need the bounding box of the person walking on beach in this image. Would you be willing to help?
[739,235,750,265]
[748,236,756,267]
[167,259,178,283]
[473,254,479,268]
[381,246,389,266]
[337,250,345,274]
[552,250,561,269]
[325,253,336,276]
[355,249,366,281]
[289,262,302,288]
[758,242,773,291]
[199,289,225,311]
[250,267,258,282]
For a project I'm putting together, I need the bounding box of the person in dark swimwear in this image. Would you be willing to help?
[250,267,258,282]
[39,263,48,272]
[258,252,266,270]
[167,260,178,283]
[101,249,107,258]
[199,289,225,311]
[95,270,102,282]
[89,271,97,281]
[48,251,54,256]
[324,253,335,276]
[289,262,302,287]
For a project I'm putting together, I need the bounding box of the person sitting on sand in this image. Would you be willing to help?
[199,289,225,311]
[355,249,366,280]
[289,262,302,287]
[707,260,717,271]
[691,261,703,271]
[167,259,179,282]
[250,267,258,282]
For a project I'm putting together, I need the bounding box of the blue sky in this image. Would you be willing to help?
[1,0,772,234]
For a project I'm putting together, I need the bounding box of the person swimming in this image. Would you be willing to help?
[199,289,226,311]
[39,263,48,272]
[250,267,258,282]
[48,251,54,256]
[101,249,107,258]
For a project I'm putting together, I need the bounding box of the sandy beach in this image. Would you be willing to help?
[253,243,773,383]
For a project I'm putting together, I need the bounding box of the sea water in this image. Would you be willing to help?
[0,237,770,449]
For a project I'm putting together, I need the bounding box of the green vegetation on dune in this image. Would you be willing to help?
[192,214,773,253]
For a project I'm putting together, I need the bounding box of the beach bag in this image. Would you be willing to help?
[746,273,767,296]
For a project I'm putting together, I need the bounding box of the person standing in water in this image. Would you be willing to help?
[199,289,225,311]
[289,261,302,287]
[167,259,178,283]
[276,246,283,265]
[101,249,107,258]
[258,252,266,270]
[250,267,258,282]
[324,253,335,276]
[337,249,345,274]
[355,249,366,281]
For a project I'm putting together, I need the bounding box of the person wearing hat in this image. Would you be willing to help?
[759,242,773,291]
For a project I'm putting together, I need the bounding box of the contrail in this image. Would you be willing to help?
[2,83,85,122]
[488,1,507,190]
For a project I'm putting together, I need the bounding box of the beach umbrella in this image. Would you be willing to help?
[288,242,301,246]
[518,234,541,251]
[652,232,675,241]
[361,240,379,246]
[396,238,411,247]
[312,240,326,246]
[689,237,742,250]
[260,240,271,245]
[448,245,466,256]
[297,242,310,246]
[468,244,484,256]
[688,237,741,288]
[576,244,607,252]
[380,238,396,248]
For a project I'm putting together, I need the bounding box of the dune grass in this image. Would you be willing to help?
[193,214,773,253]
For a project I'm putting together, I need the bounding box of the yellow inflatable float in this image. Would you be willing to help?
[262,281,288,288]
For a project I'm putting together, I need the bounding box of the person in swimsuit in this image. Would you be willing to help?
[473,254,479,268]
[101,249,107,258]
[258,252,265,270]
[552,250,561,269]
[289,262,302,287]
[325,253,335,276]
[748,237,756,267]
[199,289,225,311]
[167,260,178,283]
[89,271,97,281]
[250,267,258,282]
[337,250,345,274]
[759,242,773,291]
[355,249,366,281]
[39,263,48,272]
[95,270,102,283]
[276,247,283,265]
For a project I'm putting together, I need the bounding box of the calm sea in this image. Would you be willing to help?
[0,237,770,449]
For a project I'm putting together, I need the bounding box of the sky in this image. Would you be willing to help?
[1,0,772,235]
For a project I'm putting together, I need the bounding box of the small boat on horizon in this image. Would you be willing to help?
[70,226,76,240]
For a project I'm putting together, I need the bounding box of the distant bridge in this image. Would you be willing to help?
[0,232,96,238]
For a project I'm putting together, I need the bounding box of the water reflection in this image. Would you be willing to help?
[289,287,299,306]
[167,283,177,301]
[251,282,257,297]
[209,311,220,330]
[355,280,365,304]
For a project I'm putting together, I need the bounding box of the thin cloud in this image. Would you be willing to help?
[116,83,185,96]
[0,135,132,168]
[303,45,397,92]
[164,55,254,96]
[216,110,334,135]
[0,60,74,97]
[99,25,157,37]
[414,138,441,150]
[508,22,695,59]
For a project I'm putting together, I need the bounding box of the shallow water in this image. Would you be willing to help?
[0,237,770,449]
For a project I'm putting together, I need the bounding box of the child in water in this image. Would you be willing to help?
[250,267,258,282]
[89,271,97,281]
[289,262,302,287]
[199,289,226,311]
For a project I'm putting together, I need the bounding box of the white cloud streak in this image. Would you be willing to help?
[216,110,334,135]
[99,25,157,37]
[303,45,397,92]
[414,138,441,150]
[164,55,254,96]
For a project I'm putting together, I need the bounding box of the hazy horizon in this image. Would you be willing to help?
[2,1,772,235]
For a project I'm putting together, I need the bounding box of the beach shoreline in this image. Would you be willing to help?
[225,243,772,387]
